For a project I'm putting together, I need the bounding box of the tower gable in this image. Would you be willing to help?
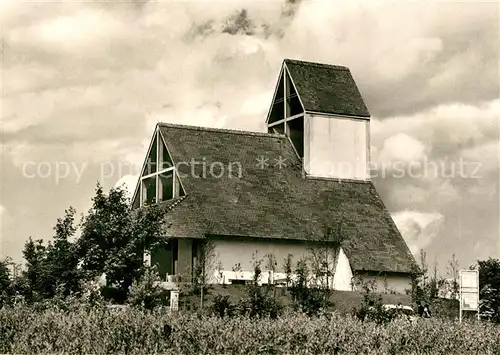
[266,59,371,181]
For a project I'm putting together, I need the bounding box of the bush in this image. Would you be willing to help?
[210,295,235,317]
[289,259,331,316]
[127,268,169,310]
[1,306,500,354]
[354,282,394,325]
[236,257,283,319]
[237,289,282,319]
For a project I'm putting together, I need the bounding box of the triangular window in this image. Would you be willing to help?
[142,137,157,176]
[132,189,140,209]
[132,129,186,209]
[268,71,285,124]
[159,136,173,171]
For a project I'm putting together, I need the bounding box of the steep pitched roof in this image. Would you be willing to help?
[156,123,415,273]
[284,59,371,117]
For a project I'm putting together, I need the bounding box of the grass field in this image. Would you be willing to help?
[1,303,498,354]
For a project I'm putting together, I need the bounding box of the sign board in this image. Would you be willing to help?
[459,269,479,322]
[170,290,179,312]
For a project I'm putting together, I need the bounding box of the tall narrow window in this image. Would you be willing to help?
[287,116,304,158]
[286,73,302,117]
[142,176,156,205]
[159,171,174,202]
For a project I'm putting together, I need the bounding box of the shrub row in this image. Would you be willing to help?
[1,305,499,354]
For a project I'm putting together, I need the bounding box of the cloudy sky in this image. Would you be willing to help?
[1,0,499,273]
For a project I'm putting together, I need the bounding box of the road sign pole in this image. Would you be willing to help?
[459,269,480,324]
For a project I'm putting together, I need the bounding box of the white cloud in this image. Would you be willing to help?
[392,210,445,255]
[371,100,500,166]
[377,133,427,164]
[461,141,500,175]
[240,91,272,116]
[0,205,5,256]
[7,7,124,53]
[114,174,139,199]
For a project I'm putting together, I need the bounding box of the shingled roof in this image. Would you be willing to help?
[284,59,371,117]
[156,123,415,274]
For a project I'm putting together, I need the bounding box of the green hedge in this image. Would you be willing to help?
[1,305,499,354]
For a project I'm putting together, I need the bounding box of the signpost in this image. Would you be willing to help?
[170,290,179,312]
[459,269,480,322]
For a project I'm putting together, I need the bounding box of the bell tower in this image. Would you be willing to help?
[266,59,371,181]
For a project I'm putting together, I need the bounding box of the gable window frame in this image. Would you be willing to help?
[266,65,306,160]
[135,128,184,208]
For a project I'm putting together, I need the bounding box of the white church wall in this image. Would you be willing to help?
[207,239,354,291]
[206,238,310,284]
[332,248,353,291]
[354,273,412,295]
[304,113,369,180]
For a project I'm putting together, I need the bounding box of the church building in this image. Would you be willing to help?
[131,59,416,294]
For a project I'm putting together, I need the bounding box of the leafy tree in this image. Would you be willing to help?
[428,261,441,299]
[478,258,500,323]
[77,184,167,301]
[237,254,282,318]
[17,208,82,302]
[283,254,293,288]
[3,184,167,305]
[308,223,345,309]
[21,238,49,301]
[0,259,12,307]
[409,249,434,304]
[290,258,324,316]
[46,207,82,296]
[192,239,216,310]
[446,253,460,300]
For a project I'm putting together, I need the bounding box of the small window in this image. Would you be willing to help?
[268,123,285,135]
[159,171,174,201]
[230,279,247,285]
[142,176,156,205]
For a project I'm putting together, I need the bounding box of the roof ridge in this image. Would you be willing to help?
[158,122,287,139]
[284,58,349,71]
